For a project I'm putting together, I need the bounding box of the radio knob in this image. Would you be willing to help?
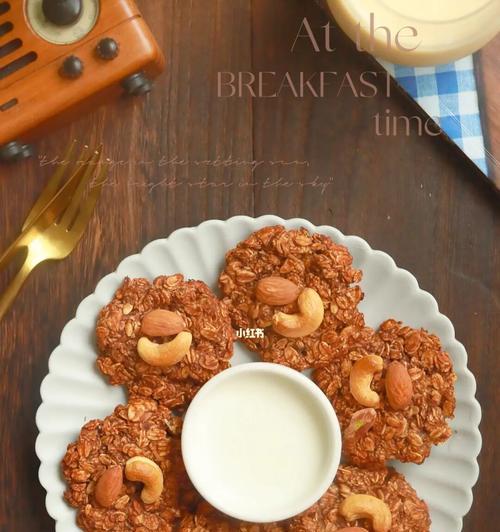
[60,55,84,79]
[42,0,83,27]
[96,38,120,60]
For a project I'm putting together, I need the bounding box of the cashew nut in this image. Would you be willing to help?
[137,332,192,368]
[272,288,324,338]
[349,355,383,407]
[339,494,392,532]
[125,456,164,504]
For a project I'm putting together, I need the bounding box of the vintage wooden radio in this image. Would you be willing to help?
[0,0,165,162]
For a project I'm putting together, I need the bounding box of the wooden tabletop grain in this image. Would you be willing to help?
[476,37,500,187]
[0,1,498,531]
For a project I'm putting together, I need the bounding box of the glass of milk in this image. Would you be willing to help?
[182,363,342,523]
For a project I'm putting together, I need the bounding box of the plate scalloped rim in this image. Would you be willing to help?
[35,215,482,532]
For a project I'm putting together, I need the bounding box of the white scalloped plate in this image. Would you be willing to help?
[35,215,481,532]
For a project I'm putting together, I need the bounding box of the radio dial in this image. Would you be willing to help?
[42,0,83,27]
[26,0,99,45]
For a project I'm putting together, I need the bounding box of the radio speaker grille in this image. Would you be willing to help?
[0,3,10,17]
[0,2,37,83]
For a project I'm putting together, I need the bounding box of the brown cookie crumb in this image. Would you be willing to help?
[219,226,364,370]
[179,501,285,531]
[289,465,431,531]
[314,320,456,465]
[96,275,234,407]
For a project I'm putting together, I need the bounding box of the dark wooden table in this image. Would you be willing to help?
[477,38,500,187]
[0,1,498,530]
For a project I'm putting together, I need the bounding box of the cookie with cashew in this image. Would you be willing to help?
[219,225,364,370]
[96,275,234,408]
[289,465,430,532]
[62,397,193,531]
[314,321,456,465]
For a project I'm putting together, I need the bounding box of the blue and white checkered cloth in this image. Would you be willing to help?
[380,56,488,175]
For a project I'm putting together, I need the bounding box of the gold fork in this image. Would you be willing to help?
[0,146,107,320]
[22,140,82,231]
[0,141,94,272]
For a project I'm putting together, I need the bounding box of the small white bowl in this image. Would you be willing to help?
[181,363,342,523]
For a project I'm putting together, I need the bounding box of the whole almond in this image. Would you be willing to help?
[385,361,413,410]
[94,466,123,508]
[141,309,185,337]
[255,276,300,306]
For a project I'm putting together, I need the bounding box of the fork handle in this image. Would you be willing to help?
[0,261,33,321]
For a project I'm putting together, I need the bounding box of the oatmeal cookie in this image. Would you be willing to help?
[289,465,430,531]
[62,398,192,531]
[219,226,364,370]
[314,320,456,465]
[96,275,234,407]
[179,501,285,531]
